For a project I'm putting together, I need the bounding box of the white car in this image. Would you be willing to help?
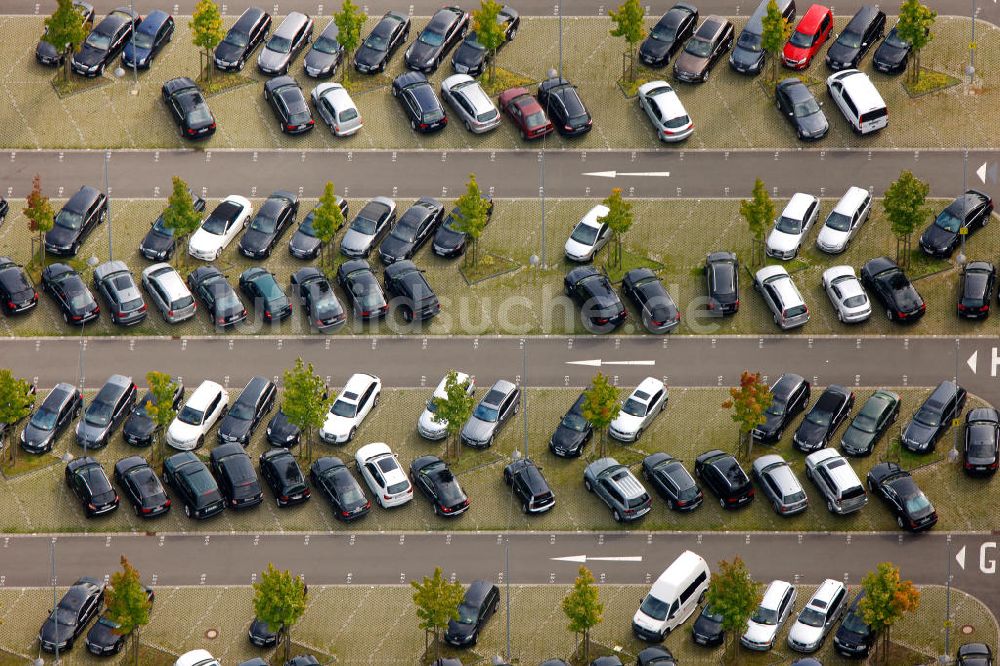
[311,83,363,136]
[187,195,252,261]
[766,193,820,260]
[355,442,413,508]
[174,649,220,666]
[787,579,848,652]
[815,186,872,254]
[822,266,871,323]
[741,580,797,651]
[441,74,501,133]
[609,377,668,442]
[319,373,381,444]
[637,80,693,142]
[564,204,611,262]
[418,371,475,440]
[166,380,229,450]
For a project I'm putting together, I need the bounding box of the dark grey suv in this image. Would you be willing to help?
[94,260,147,326]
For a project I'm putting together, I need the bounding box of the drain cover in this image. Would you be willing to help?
[961,625,974,635]
[205,629,219,640]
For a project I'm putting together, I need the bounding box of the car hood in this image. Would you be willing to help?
[796,109,828,135]
[379,235,412,259]
[795,419,828,447]
[826,42,858,64]
[434,226,465,248]
[841,424,874,452]
[21,422,55,450]
[452,44,483,68]
[418,409,447,435]
[757,412,783,435]
[258,49,289,70]
[321,413,353,437]
[817,225,850,249]
[74,44,106,67]
[76,419,108,444]
[354,44,384,67]
[462,417,495,442]
[267,413,300,442]
[640,37,672,60]
[744,620,778,645]
[45,225,78,248]
[87,619,119,646]
[40,618,77,644]
[564,237,595,259]
[167,420,203,445]
[610,412,643,433]
[141,230,174,254]
[219,415,251,441]
[767,228,802,252]
[919,223,956,251]
[446,618,475,639]
[36,40,59,59]
[903,420,936,447]
[123,42,152,62]
[124,414,155,439]
[340,229,373,254]
[550,424,586,452]
[214,41,243,63]
[305,49,338,71]
[240,228,273,252]
[289,230,321,255]
[788,622,824,646]
[188,228,221,253]
[407,40,438,65]
[674,52,708,75]
[874,42,907,65]
[730,45,764,68]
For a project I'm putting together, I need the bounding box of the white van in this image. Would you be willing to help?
[632,550,711,641]
[826,69,888,135]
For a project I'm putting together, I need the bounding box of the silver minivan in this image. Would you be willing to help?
[142,263,197,323]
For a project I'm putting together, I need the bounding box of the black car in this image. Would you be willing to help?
[694,449,754,509]
[20,382,81,454]
[45,185,106,256]
[385,260,440,322]
[411,455,470,516]
[217,375,276,446]
[431,197,494,258]
[958,261,996,318]
[0,257,38,315]
[752,373,810,443]
[504,458,555,514]
[123,379,184,446]
[122,9,174,69]
[537,77,593,136]
[354,11,410,73]
[637,646,679,666]
[266,408,300,447]
[337,259,389,319]
[405,5,469,73]
[260,448,311,507]
[288,197,349,260]
[901,380,967,453]
[38,577,104,653]
[840,389,900,457]
[861,256,926,322]
[792,385,854,452]
[833,590,876,658]
[36,0,95,66]
[775,78,829,141]
[919,190,994,258]
[564,266,627,333]
[210,442,264,509]
[705,251,739,314]
[304,19,344,77]
[248,617,279,647]
[964,407,999,475]
[161,76,217,139]
[378,197,445,264]
[392,71,448,132]
[238,191,298,259]
[450,4,519,76]
[140,188,207,259]
[75,373,137,449]
[264,75,315,134]
[867,461,937,531]
[639,2,698,68]
[113,456,171,517]
[66,456,120,517]
[825,5,885,70]
[71,7,139,76]
[622,267,681,333]
[215,6,272,71]
[188,265,248,327]
[162,450,225,519]
[310,456,371,520]
[239,267,293,324]
[290,267,347,332]
[548,392,592,458]
[873,23,915,74]
[85,586,154,656]
[642,452,703,511]
[444,579,500,646]
[691,604,725,646]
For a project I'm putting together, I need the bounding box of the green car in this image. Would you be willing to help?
[840,390,901,456]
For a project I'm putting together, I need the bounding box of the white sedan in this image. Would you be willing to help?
[187,195,252,262]
[319,372,381,444]
[821,265,871,323]
[355,442,413,508]
[311,83,363,137]
[417,371,475,440]
[609,376,668,442]
[564,204,611,262]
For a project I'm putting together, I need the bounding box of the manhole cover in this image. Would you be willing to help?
[205,629,219,640]
[961,624,975,635]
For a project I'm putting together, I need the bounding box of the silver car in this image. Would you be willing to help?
[141,263,197,323]
[258,11,313,75]
[821,265,871,323]
[441,74,501,133]
[460,379,520,448]
[311,82,362,136]
[751,454,808,516]
[93,260,147,326]
[340,197,396,258]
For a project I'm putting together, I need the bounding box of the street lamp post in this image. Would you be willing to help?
[540,67,558,269]
[103,152,112,262]
[129,0,138,93]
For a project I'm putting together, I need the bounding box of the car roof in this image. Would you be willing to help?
[233,6,267,31]
[828,69,885,112]
[187,380,225,408]
[433,372,471,399]
[845,5,882,32]
[782,192,818,220]
[772,373,805,397]
[761,580,793,608]
[580,204,610,228]
[273,11,310,39]
[342,372,377,396]
[808,579,844,606]
[632,377,664,398]
[695,16,727,39]
[464,579,495,605]
[798,4,831,31]
[832,186,870,214]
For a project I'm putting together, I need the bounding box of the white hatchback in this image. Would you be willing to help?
[166,380,229,451]
[417,371,475,440]
[609,377,668,442]
[637,80,693,142]
[188,195,253,262]
[356,442,413,508]
[822,265,871,323]
[564,204,611,262]
[312,82,363,136]
[320,373,382,443]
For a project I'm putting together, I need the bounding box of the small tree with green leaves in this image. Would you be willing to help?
[24,174,55,269]
[599,187,633,269]
[761,0,792,84]
[896,0,936,85]
[311,182,346,268]
[282,358,329,464]
[144,372,178,466]
[472,0,507,83]
[453,173,491,267]
[860,562,921,665]
[0,370,34,468]
[191,0,224,81]
[581,372,620,458]
[610,0,645,83]
[561,565,603,663]
[721,371,773,460]
[43,0,90,82]
[705,557,762,665]
[883,170,930,269]
[105,556,152,666]
[411,567,465,661]
[740,178,775,268]
[253,563,308,665]
[431,370,476,461]
[334,0,368,85]
[161,176,203,269]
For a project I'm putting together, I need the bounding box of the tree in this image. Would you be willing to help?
[705,557,762,665]
[281,358,329,464]
[581,372,620,458]
[609,0,645,83]
[721,371,772,460]
[883,170,930,269]
[144,372,178,466]
[0,370,34,468]
[740,178,774,268]
[452,173,490,268]
[561,565,603,663]
[310,182,346,268]
[23,175,55,269]
[859,562,921,665]
[161,177,203,269]
[253,563,308,665]
[334,0,368,86]
[472,0,507,83]
[191,0,224,81]
[43,0,90,82]
[896,0,936,85]
[105,556,151,666]
[599,188,633,269]
[761,0,792,84]
[431,370,476,461]
[411,567,465,661]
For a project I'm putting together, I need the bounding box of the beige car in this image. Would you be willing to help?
[672,15,735,82]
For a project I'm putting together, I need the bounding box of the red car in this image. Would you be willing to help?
[782,4,833,69]
[498,87,553,140]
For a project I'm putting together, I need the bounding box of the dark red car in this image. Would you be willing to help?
[782,4,833,69]
[498,87,553,140]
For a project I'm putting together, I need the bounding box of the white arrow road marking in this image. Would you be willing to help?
[566,359,656,367]
[968,350,978,375]
[956,545,967,570]
[582,171,671,178]
[978,162,988,185]
[550,555,644,563]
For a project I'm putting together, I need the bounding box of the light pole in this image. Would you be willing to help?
[103,152,112,262]
[540,67,558,269]
[504,536,511,661]
[129,0,138,93]
[521,342,529,459]
[51,537,58,665]
[557,3,563,79]
[944,535,953,663]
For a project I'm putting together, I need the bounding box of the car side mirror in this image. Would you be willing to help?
[819,101,824,107]
[788,112,793,116]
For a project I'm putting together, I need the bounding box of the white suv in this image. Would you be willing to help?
[609,377,668,442]
[637,81,693,142]
[766,193,820,260]
[805,448,868,514]
[564,204,611,262]
[741,579,797,651]
[754,265,809,330]
[787,579,848,652]
[417,371,475,440]
[815,186,872,254]
[320,373,382,443]
[356,442,413,508]
[166,380,229,450]
[826,69,888,135]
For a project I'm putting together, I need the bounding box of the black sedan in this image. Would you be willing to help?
[622,267,680,333]
[642,452,703,511]
[304,19,344,78]
[38,577,104,653]
[85,586,154,656]
[958,261,995,318]
[210,442,264,509]
[404,5,469,73]
[411,455,470,516]
[36,0,95,66]
[188,266,247,328]
[964,407,999,475]
[353,10,410,74]
[694,449,754,509]
[291,267,347,332]
[432,197,494,258]
[123,380,184,447]
[214,6,272,71]
[775,78,829,141]
[113,456,170,518]
[548,392,592,458]
[640,2,698,68]
[705,251,739,314]
[248,618,279,647]
[919,190,993,258]
[564,266,627,333]
[140,189,207,260]
[162,77,217,139]
[71,7,139,76]
[122,9,173,69]
[860,256,925,322]
[266,408,300,447]
[537,77,592,136]
[873,23,914,74]
[691,604,725,646]
[66,456,120,518]
[503,457,555,514]
[392,71,448,132]
[260,448,311,507]
[450,4,519,76]
[792,385,854,452]
[867,461,937,531]
[378,197,445,264]
[637,646,679,666]
[264,75,315,134]
[288,197,349,260]
[239,190,299,259]
[239,267,293,323]
[337,259,389,319]
[385,260,440,322]
[310,456,371,520]
[0,257,38,315]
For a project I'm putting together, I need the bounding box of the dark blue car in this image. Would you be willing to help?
[122,9,174,69]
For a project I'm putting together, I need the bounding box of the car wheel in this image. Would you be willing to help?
[392,85,398,97]
[719,497,727,509]
[702,70,709,82]
[897,515,905,529]
[378,61,385,73]
[62,312,69,324]
[612,509,623,522]
[238,56,245,69]
[276,496,283,507]
[503,470,511,485]
[773,313,780,325]
[464,120,471,132]
[522,500,529,513]
[134,503,140,516]
[196,436,204,449]
[584,478,592,492]
[348,427,357,441]
[215,248,222,260]
[826,499,835,512]
[183,503,191,518]
[410,119,417,130]
[886,308,894,321]
[773,500,781,514]
[486,435,494,448]
[634,428,642,441]
[509,28,517,40]
[666,498,675,511]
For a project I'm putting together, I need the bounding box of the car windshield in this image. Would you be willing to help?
[254,277,283,301]
[794,98,821,117]
[775,215,803,234]
[650,24,676,42]
[340,108,359,122]
[337,481,364,504]
[664,114,690,129]
[934,209,963,233]
[31,408,59,431]
[622,398,647,417]
[477,108,498,123]
[798,607,826,627]
[85,400,114,427]
[364,33,387,49]
[837,30,863,48]
[55,209,84,230]
[843,294,867,308]
[825,211,853,232]
[50,607,78,626]
[766,400,786,417]
[684,37,713,57]
[230,402,254,420]
[313,35,340,54]
[640,594,670,621]
[751,605,779,625]
[905,492,932,514]
[456,602,478,624]
[183,94,213,125]
[298,212,317,237]
[391,221,420,243]
[842,611,870,634]
[914,406,940,428]
[738,31,762,51]
[386,480,409,494]
[86,31,112,49]
[224,30,249,48]
[701,606,724,623]
[789,29,815,48]
[473,403,499,422]
[351,214,379,235]
[419,29,445,46]
[561,413,588,432]
[807,409,832,427]
[570,224,599,246]
[151,216,174,235]
[177,405,204,426]
[310,285,341,318]
[852,413,877,433]
[131,30,155,49]
[524,111,546,128]
[202,210,235,235]
[885,28,909,48]
[331,400,356,418]
[267,35,292,53]
[250,214,279,234]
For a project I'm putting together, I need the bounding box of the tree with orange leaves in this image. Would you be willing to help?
[23,175,54,268]
[859,561,921,665]
[722,371,772,460]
